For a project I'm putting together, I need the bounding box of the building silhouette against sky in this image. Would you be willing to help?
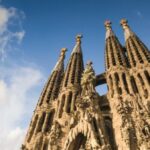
[22,19,150,150]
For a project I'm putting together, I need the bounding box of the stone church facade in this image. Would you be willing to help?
[22,19,150,150]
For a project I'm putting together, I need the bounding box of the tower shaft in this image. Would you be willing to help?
[105,21,138,150]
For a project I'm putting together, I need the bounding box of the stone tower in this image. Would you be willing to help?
[22,20,150,150]
[22,47,67,150]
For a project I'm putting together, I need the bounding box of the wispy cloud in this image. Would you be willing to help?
[0,5,45,150]
[0,6,25,60]
[0,65,44,150]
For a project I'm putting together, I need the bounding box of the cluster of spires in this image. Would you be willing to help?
[22,19,150,150]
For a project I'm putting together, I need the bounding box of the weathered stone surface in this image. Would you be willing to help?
[22,20,150,150]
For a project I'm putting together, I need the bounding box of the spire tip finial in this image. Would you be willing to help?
[61,48,67,52]
[104,20,112,28]
[120,19,133,41]
[104,20,114,39]
[76,34,82,43]
[86,60,93,66]
[120,19,128,26]
[60,48,67,57]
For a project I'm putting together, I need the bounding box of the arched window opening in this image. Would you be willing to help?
[123,47,130,68]
[104,117,116,150]
[100,105,110,112]
[93,118,99,133]
[114,73,122,95]
[36,112,46,133]
[122,73,129,93]
[144,89,148,98]
[67,92,73,113]
[27,115,39,142]
[130,76,138,93]
[144,70,150,85]
[46,92,51,103]
[44,110,55,132]
[43,140,48,150]
[109,38,116,66]
[68,133,87,150]
[92,118,102,146]
[137,74,144,86]
[109,75,114,97]
[72,92,78,111]
[59,94,65,118]
[137,73,148,98]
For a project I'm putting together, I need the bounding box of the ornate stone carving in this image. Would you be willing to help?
[49,121,61,148]
[81,61,96,96]
[22,22,150,150]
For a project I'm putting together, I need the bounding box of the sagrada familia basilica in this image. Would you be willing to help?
[22,19,150,150]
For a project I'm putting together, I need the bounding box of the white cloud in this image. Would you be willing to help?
[0,7,10,31]
[13,31,25,43]
[0,5,45,150]
[0,6,25,60]
[0,65,44,150]
[2,127,26,150]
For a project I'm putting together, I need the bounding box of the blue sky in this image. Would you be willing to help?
[0,0,150,149]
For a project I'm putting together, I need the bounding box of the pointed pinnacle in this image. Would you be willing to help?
[120,19,134,41]
[60,48,67,58]
[104,20,112,28]
[104,20,114,39]
[76,34,83,43]
[86,60,93,66]
[120,19,129,29]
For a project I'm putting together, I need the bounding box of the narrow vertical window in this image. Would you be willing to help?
[67,92,72,113]
[59,94,65,118]
[43,140,48,150]
[114,73,122,95]
[130,76,138,93]
[122,73,129,93]
[92,118,102,145]
[36,112,46,133]
[144,70,150,85]
[109,75,114,97]
[44,110,55,132]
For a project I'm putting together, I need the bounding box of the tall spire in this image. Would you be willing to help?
[22,48,67,150]
[57,35,84,118]
[120,19,150,66]
[38,48,67,106]
[62,34,84,87]
[104,20,140,150]
[104,20,128,70]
